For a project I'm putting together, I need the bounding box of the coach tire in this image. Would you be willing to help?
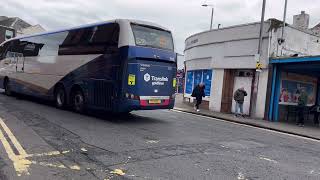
[4,79,12,96]
[72,89,85,113]
[55,85,66,109]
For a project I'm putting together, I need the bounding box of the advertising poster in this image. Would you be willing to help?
[279,73,317,106]
[194,70,203,87]
[185,71,194,94]
[185,69,213,97]
[202,70,212,96]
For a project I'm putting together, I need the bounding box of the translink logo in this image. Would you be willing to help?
[144,73,169,86]
[144,73,151,82]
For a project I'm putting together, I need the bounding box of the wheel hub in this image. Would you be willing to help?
[74,94,83,109]
[57,91,64,106]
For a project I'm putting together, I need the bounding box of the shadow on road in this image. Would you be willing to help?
[3,92,167,125]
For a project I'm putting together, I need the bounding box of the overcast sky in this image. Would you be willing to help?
[1,0,320,54]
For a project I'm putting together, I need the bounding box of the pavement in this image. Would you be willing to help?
[0,93,319,179]
[174,94,320,141]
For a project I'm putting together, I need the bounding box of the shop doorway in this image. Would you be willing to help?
[231,75,253,115]
[221,70,235,113]
[221,69,254,115]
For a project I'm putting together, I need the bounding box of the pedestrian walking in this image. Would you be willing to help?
[297,87,308,127]
[233,87,247,117]
[191,83,205,112]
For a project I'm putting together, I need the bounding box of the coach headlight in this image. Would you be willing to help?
[125,93,130,98]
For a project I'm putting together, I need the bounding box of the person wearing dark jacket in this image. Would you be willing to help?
[192,83,205,112]
[234,87,247,117]
[297,87,308,127]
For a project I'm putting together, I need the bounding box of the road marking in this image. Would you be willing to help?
[80,147,88,152]
[0,117,31,176]
[110,169,126,176]
[69,165,81,170]
[237,172,246,180]
[146,140,159,144]
[259,156,278,163]
[24,150,71,158]
[31,161,67,169]
[171,109,320,143]
[0,118,27,156]
[0,117,81,176]
[27,150,61,158]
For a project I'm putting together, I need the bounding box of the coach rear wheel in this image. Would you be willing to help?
[72,90,85,113]
[55,86,66,108]
[4,79,12,96]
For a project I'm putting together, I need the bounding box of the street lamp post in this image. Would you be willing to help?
[251,0,267,117]
[202,4,214,30]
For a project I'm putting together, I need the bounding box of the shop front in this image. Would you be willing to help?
[184,69,213,109]
[269,56,320,125]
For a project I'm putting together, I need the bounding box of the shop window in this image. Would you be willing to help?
[59,23,120,55]
[185,69,213,96]
[279,73,317,106]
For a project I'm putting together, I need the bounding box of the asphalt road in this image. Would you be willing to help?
[0,93,319,180]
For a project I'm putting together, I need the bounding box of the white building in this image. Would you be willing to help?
[0,16,46,38]
[184,12,320,119]
[16,24,46,36]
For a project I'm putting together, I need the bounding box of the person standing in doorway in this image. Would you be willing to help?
[297,87,308,127]
[191,83,205,112]
[234,87,247,117]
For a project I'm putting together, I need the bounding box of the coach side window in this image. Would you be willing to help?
[10,40,23,53]
[58,23,120,55]
[0,42,10,60]
[21,37,43,57]
[5,40,24,58]
[46,32,68,56]
[90,23,119,47]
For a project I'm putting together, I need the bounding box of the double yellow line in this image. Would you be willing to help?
[0,117,83,177]
[0,117,31,176]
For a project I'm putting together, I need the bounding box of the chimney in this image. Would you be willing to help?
[293,11,310,30]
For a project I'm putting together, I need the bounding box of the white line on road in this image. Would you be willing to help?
[171,109,320,143]
[259,156,278,163]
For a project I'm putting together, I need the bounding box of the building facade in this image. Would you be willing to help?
[184,13,320,119]
[0,16,45,43]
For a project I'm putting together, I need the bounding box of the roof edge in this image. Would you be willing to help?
[185,21,264,42]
